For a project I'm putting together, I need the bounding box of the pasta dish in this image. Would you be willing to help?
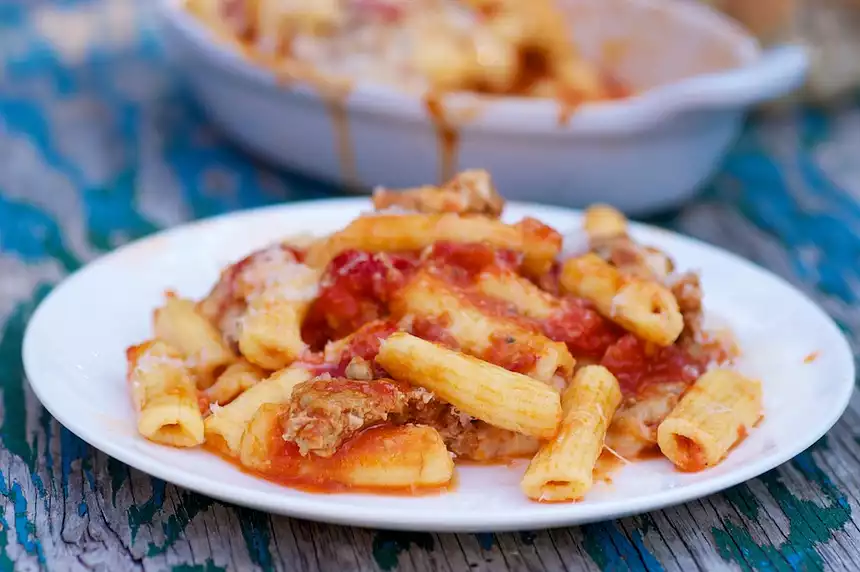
[125,169,761,502]
[184,0,630,106]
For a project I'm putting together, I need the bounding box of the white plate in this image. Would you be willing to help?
[22,200,854,532]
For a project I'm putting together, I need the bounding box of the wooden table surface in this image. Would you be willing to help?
[1,1,859,571]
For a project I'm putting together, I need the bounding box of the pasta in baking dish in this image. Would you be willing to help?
[125,169,762,502]
[184,0,630,106]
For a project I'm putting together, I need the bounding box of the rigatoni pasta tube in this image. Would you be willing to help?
[238,262,320,370]
[604,381,688,459]
[153,294,235,388]
[520,366,622,502]
[305,213,560,276]
[560,253,683,346]
[393,272,574,382]
[242,416,455,489]
[239,403,286,471]
[658,369,762,472]
[336,425,454,489]
[583,204,627,241]
[204,365,312,456]
[126,340,204,447]
[205,359,268,406]
[376,333,562,439]
[476,271,558,320]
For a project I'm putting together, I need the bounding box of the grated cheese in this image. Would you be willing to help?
[609,289,634,318]
[643,250,671,282]
[602,444,632,465]
[397,314,415,332]
[336,251,370,276]
[409,387,435,403]
[135,352,185,374]
[561,229,590,257]
[361,204,418,217]
[241,245,320,303]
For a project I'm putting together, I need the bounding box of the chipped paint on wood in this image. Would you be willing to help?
[0,1,857,571]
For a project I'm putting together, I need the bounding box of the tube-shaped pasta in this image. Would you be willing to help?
[204,365,312,456]
[241,412,454,489]
[376,333,562,439]
[239,403,285,471]
[205,359,268,406]
[393,272,574,382]
[237,262,320,370]
[186,0,221,25]
[476,270,558,320]
[305,213,560,276]
[153,294,235,388]
[604,382,688,459]
[560,253,683,346]
[520,366,622,502]
[338,425,454,489]
[583,204,627,241]
[126,340,204,447]
[658,369,762,472]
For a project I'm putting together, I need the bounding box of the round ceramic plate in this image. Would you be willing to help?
[22,200,854,532]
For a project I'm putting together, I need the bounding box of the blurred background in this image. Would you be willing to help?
[0,0,858,242]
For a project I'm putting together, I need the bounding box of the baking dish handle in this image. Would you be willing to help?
[660,44,811,109]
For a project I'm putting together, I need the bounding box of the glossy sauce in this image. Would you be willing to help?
[306,250,417,341]
[557,71,632,126]
[424,94,460,185]
[250,424,453,495]
[804,351,820,364]
[601,334,708,396]
[319,83,359,189]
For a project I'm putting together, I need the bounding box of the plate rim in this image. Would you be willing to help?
[21,198,856,532]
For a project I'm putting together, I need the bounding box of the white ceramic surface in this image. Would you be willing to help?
[156,0,809,216]
[22,200,854,532]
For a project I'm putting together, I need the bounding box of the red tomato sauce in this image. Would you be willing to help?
[423,242,521,285]
[541,298,621,359]
[409,315,461,349]
[250,423,452,495]
[305,250,416,341]
[300,320,399,378]
[481,333,539,375]
[600,334,707,396]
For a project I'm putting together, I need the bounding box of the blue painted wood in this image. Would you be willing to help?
[0,2,858,571]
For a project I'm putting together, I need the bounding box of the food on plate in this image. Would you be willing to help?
[184,0,630,106]
[125,169,761,501]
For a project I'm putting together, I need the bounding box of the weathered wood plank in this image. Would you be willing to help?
[0,1,859,571]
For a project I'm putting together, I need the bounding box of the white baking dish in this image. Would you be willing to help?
[156,0,809,214]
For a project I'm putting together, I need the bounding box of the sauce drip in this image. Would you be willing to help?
[424,94,460,185]
[319,83,359,189]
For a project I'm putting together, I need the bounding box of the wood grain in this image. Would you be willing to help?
[0,1,858,571]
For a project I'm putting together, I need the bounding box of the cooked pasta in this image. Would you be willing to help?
[237,260,320,369]
[392,271,574,383]
[521,365,621,502]
[376,332,562,439]
[184,0,629,106]
[126,340,205,447]
[124,168,751,502]
[657,370,762,472]
[204,365,312,456]
[205,359,268,406]
[153,293,235,388]
[560,253,683,346]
